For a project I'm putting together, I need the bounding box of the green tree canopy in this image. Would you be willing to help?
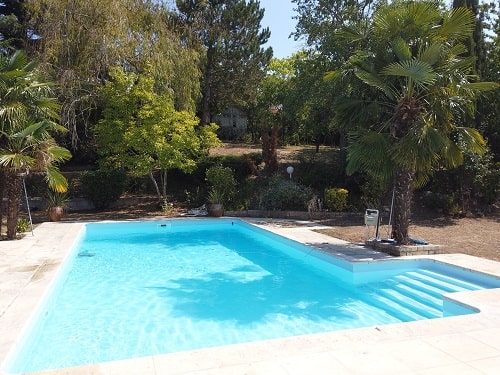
[24,0,201,154]
[333,1,498,243]
[176,0,272,125]
[95,66,220,201]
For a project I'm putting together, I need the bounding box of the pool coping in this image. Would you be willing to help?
[1,218,500,374]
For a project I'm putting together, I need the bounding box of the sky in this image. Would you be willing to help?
[259,0,301,58]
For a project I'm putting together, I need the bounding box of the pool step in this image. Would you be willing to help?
[410,269,484,291]
[361,269,483,322]
[366,293,427,322]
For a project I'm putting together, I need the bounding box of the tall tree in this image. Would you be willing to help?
[176,0,272,125]
[0,50,71,239]
[332,1,498,244]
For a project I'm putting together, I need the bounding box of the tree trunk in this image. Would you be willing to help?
[391,167,414,244]
[200,48,214,126]
[262,126,279,176]
[6,171,22,240]
[148,172,162,202]
[161,169,167,200]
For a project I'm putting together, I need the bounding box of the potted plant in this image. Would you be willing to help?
[46,190,69,222]
[205,165,236,217]
[207,188,225,217]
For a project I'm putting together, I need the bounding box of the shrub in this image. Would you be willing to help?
[16,218,31,233]
[205,165,237,205]
[260,175,315,211]
[80,169,127,209]
[324,187,349,211]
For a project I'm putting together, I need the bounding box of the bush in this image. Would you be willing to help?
[205,165,237,205]
[16,218,31,233]
[294,149,346,190]
[324,187,349,211]
[260,175,315,211]
[80,169,127,209]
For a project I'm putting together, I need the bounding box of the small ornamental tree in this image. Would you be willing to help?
[95,66,220,202]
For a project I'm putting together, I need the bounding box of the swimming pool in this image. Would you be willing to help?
[5,219,500,373]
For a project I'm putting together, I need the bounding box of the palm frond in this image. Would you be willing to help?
[439,139,464,169]
[5,50,28,71]
[418,43,442,66]
[443,56,477,75]
[45,165,69,193]
[333,97,384,130]
[0,152,36,170]
[391,122,446,174]
[447,43,468,57]
[336,24,371,43]
[456,127,487,155]
[391,38,412,61]
[346,130,394,183]
[437,7,475,40]
[45,145,72,163]
[323,70,341,82]
[382,60,436,85]
[462,82,500,92]
[355,69,397,99]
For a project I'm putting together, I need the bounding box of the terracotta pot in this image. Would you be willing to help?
[48,206,64,222]
[208,203,224,217]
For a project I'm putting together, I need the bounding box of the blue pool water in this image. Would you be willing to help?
[6,219,500,373]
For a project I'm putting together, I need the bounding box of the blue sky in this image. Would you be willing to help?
[260,0,301,58]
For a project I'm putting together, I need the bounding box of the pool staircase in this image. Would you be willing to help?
[360,269,483,321]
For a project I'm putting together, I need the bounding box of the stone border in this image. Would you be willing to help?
[226,209,361,220]
[366,239,445,256]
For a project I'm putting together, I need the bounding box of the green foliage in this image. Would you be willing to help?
[45,190,69,209]
[177,0,272,125]
[294,147,347,190]
[95,66,220,201]
[160,198,174,214]
[333,1,497,243]
[0,0,26,50]
[260,175,315,211]
[427,149,500,212]
[26,0,201,151]
[360,174,390,208]
[0,50,71,239]
[207,153,263,181]
[480,162,500,205]
[324,187,349,212]
[207,188,226,205]
[79,169,126,209]
[422,191,461,216]
[16,218,31,233]
[205,165,237,205]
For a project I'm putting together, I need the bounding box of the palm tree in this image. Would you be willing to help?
[332,1,498,244]
[0,50,71,239]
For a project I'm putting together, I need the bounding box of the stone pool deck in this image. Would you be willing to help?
[1,218,500,374]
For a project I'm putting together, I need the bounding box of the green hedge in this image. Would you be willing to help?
[80,169,127,209]
[324,187,349,211]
